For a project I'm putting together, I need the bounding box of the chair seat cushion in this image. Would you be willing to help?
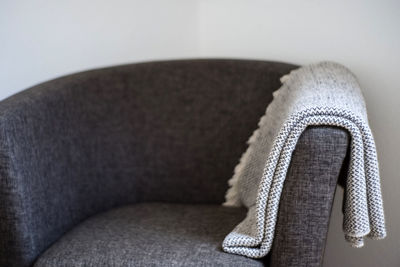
[35,203,266,267]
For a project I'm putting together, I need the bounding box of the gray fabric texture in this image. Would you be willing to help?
[0,59,297,266]
[223,62,386,258]
[270,126,349,267]
[34,203,265,267]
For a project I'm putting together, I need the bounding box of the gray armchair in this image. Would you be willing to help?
[0,59,349,267]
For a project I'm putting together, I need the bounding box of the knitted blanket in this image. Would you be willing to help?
[222,61,386,258]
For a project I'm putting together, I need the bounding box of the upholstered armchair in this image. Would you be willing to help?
[0,59,349,267]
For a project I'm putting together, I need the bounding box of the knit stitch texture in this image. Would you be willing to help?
[223,61,386,258]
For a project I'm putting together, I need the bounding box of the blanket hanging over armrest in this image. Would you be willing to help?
[222,61,386,258]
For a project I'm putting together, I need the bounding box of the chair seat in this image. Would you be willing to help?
[34,203,266,267]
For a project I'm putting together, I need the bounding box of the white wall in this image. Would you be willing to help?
[0,0,199,99]
[1,1,399,266]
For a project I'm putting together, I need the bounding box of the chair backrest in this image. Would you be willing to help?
[0,59,298,266]
[85,59,297,204]
[3,59,299,206]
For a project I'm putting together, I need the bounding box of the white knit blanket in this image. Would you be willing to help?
[222,61,386,258]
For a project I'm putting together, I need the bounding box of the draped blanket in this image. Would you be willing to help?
[222,62,386,258]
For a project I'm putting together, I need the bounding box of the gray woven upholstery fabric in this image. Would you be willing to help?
[0,59,296,266]
[270,126,349,267]
[0,59,349,267]
[34,203,264,267]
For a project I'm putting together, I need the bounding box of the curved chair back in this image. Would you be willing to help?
[0,59,297,266]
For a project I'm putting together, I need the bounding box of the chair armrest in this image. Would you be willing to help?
[269,126,349,267]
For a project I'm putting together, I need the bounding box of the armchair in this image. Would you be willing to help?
[0,59,349,266]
